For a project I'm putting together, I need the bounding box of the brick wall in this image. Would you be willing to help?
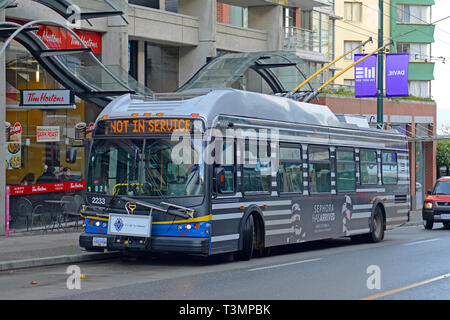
[217,2,230,24]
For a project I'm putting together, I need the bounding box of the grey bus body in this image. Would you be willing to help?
[79,89,410,257]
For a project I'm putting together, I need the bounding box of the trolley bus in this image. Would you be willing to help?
[79,89,410,260]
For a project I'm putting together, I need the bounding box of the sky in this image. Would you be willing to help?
[431,0,450,131]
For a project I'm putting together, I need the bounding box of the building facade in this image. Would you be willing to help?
[0,0,335,234]
[0,0,437,234]
[329,0,436,209]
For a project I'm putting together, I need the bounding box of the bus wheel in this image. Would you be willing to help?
[367,206,384,243]
[235,214,255,261]
[352,206,384,243]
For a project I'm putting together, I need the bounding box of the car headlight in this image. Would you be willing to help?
[424,201,433,209]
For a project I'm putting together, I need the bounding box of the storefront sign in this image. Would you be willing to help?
[385,53,409,97]
[70,30,102,55]
[9,181,86,196]
[21,90,73,106]
[354,54,377,98]
[6,19,102,54]
[36,126,61,142]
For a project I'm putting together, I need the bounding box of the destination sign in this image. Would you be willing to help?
[105,118,192,135]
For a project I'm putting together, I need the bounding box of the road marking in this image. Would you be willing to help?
[403,238,440,246]
[247,258,321,272]
[361,272,450,300]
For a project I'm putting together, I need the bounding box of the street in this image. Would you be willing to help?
[2,223,450,301]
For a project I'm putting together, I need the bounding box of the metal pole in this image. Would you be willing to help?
[377,0,384,127]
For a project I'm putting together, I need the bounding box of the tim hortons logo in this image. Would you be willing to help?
[32,185,47,192]
[70,182,84,189]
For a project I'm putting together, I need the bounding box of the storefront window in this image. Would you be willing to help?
[5,40,96,232]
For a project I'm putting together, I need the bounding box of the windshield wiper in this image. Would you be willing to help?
[120,196,193,219]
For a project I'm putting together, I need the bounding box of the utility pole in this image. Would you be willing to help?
[377,0,384,127]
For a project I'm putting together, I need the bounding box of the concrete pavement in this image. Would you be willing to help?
[0,210,424,271]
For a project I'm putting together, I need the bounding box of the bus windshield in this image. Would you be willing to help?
[87,138,204,198]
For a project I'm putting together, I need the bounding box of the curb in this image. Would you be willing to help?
[0,251,121,272]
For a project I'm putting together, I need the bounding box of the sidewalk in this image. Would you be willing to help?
[0,210,423,271]
[0,230,119,271]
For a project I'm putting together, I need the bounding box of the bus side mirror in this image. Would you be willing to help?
[66,148,77,163]
[214,167,226,194]
[427,189,433,195]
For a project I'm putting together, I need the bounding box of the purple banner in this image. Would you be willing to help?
[385,53,409,97]
[354,53,377,98]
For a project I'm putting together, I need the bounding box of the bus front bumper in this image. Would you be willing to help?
[79,233,210,255]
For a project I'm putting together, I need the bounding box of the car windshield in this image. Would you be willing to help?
[87,138,204,197]
[433,181,450,195]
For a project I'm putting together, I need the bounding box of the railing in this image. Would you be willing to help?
[283,27,316,52]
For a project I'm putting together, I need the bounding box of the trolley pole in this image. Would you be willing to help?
[376,0,384,127]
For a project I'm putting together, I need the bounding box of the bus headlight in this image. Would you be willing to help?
[424,201,433,209]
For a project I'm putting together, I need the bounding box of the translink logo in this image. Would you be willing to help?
[355,66,376,80]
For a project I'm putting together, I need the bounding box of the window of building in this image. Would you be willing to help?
[409,80,430,98]
[396,42,430,61]
[360,149,378,185]
[337,148,356,192]
[309,146,331,193]
[382,151,398,184]
[344,41,361,60]
[278,146,302,193]
[344,2,362,22]
[396,4,430,24]
[301,10,312,30]
[145,43,179,93]
[344,79,355,87]
[129,0,178,12]
[243,141,271,193]
[128,40,138,79]
[129,0,160,9]
[284,7,296,37]
[217,2,248,28]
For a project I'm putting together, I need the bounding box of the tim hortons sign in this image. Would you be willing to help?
[21,90,74,106]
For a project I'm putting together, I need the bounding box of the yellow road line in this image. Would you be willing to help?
[361,272,450,300]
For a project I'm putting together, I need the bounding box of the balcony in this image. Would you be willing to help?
[393,23,435,43]
[218,0,330,9]
[283,27,316,52]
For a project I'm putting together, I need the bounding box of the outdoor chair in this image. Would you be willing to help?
[60,195,84,230]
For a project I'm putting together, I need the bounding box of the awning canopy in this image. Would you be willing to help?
[0,21,152,107]
[177,50,321,95]
[3,0,128,22]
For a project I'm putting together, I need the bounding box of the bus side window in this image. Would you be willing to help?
[278,146,302,193]
[243,140,271,193]
[336,148,356,192]
[219,141,235,193]
[381,151,398,184]
[308,146,331,193]
[360,149,377,185]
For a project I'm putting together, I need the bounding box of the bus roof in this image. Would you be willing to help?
[98,89,403,136]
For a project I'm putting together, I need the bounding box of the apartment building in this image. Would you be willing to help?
[327,0,436,209]
[334,0,435,99]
